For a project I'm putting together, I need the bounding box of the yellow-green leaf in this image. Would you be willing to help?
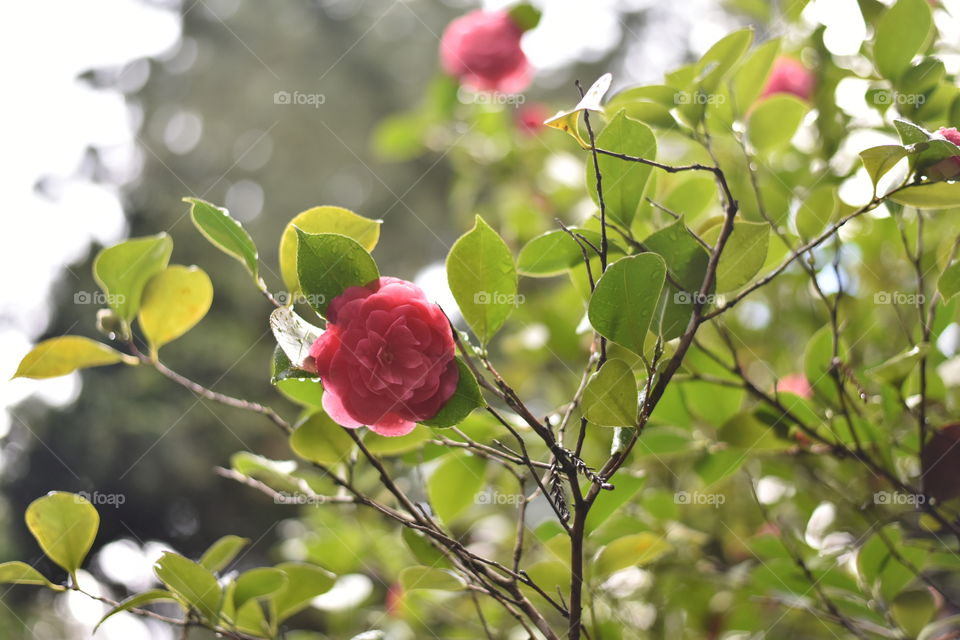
[25,492,100,580]
[594,533,672,577]
[14,336,136,379]
[0,562,63,590]
[138,265,213,353]
[93,233,173,321]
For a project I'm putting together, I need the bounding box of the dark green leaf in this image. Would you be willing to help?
[295,229,380,316]
[587,110,657,227]
[588,254,666,355]
[185,197,258,280]
[420,358,485,427]
[582,359,638,427]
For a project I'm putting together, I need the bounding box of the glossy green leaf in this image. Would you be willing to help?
[804,325,846,404]
[517,229,603,277]
[697,28,753,94]
[587,110,657,228]
[890,182,960,209]
[233,567,288,611]
[594,533,672,577]
[582,359,638,427]
[290,411,355,466]
[185,197,258,280]
[874,0,933,82]
[14,336,136,379]
[717,412,790,451]
[427,452,486,522]
[273,562,336,622]
[704,221,769,291]
[643,218,711,339]
[446,216,517,344]
[0,562,62,590]
[25,492,99,579]
[93,233,173,321]
[398,566,465,591]
[199,535,250,574]
[860,145,910,190]
[588,254,666,355]
[154,552,222,623]
[420,358,485,427]
[95,589,179,632]
[280,206,381,293]
[138,265,213,354]
[939,261,960,301]
[748,94,809,151]
[296,229,380,316]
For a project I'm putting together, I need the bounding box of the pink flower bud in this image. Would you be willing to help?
[762,58,815,102]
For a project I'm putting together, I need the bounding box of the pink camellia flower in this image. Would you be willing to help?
[440,10,531,93]
[926,126,960,180]
[309,277,459,437]
[777,374,812,399]
[762,58,815,101]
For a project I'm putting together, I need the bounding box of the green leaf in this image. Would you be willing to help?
[138,265,213,354]
[290,411,356,466]
[874,0,933,82]
[507,3,540,31]
[363,426,432,456]
[184,197,258,280]
[694,449,745,485]
[25,492,99,580]
[890,182,960,209]
[233,568,288,611]
[587,110,657,228]
[95,589,179,632]
[14,336,136,379]
[717,412,790,451]
[427,452,486,522]
[296,230,380,316]
[271,345,323,409]
[401,528,451,568]
[939,261,960,301]
[446,216,517,344]
[582,359,638,427]
[795,185,837,239]
[93,233,173,321]
[804,325,845,404]
[588,254,667,355]
[273,562,336,622]
[704,221,769,292]
[594,533,672,577]
[860,145,910,190]
[895,119,931,146]
[867,344,930,383]
[199,535,250,574]
[643,218,711,340]
[398,566,465,591]
[0,562,62,590]
[732,38,780,111]
[231,452,301,493]
[154,553,222,623]
[697,28,753,95]
[585,474,645,534]
[748,94,809,150]
[892,589,937,638]
[280,206,382,293]
[517,229,603,277]
[420,358,485,427]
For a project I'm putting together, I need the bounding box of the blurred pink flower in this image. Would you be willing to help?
[440,10,531,93]
[516,102,550,135]
[309,277,458,436]
[762,58,815,101]
[777,374,812,399]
